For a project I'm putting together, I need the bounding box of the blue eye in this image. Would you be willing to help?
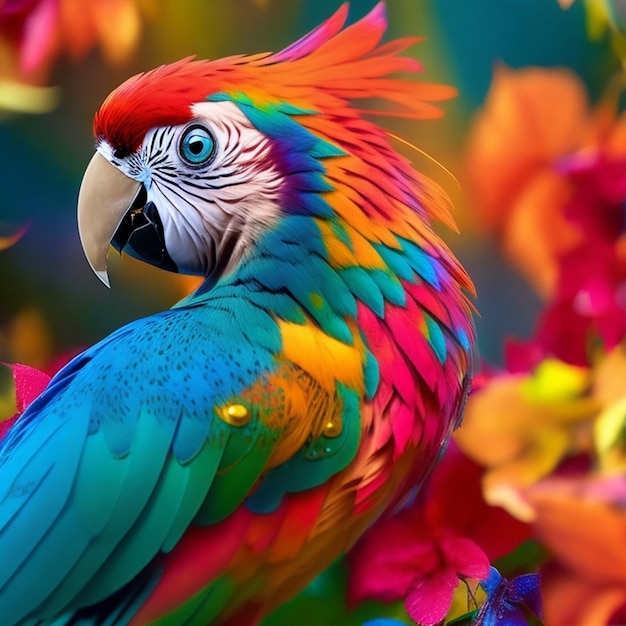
[179,124,216,166]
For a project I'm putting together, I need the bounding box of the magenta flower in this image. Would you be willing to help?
[0,363,50,440]
[348,513,489,625]
[347,443,530,625]
[534,153,626,365]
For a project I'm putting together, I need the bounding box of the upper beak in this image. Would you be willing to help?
[77,152,142,287]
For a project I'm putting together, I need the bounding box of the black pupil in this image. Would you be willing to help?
[189,138,204,155]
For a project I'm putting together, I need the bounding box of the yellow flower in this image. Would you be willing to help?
[593,345,626,472]
[455,359,598,520]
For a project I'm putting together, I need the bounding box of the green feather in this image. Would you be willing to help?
[194,435,275,524]
[246,383,361,513]
[151,576,234,626]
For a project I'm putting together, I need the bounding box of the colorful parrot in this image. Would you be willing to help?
[0,3,475,625]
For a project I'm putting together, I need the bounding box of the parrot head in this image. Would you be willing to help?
[77,2,458,288]
[78,65,286,285]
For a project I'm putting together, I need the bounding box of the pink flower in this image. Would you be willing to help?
[346,443,530,625]
[507,152,626,367]
[0,363,50,440]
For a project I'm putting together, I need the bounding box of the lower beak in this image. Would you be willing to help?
[77,152,142,287]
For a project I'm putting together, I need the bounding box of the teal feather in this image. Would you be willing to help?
[4,505,92,623]
[172,408,214,464]
[296,191,335,218]
[308,140,346,159]
[74,431,134,536]
[401,239,442,289]
[161,441,226,551]
[456,326,472,351]
[362,346,380,400]
[328,217,355,250]
[0,289,293,623]
[340,266,385,317]
[0,411,87,595]
[233,216,358,344]
[368,269,406,307]
[259,215,327,256]
[424,312,447,364]
[373,244,416,283]
[194,439,275,524]
[75,458,196,606]
[51,405,179,612]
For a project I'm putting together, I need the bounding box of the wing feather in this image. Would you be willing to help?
[0,287,365,624]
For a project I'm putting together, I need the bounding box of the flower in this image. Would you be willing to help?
[454,358,598,519]
[0,362,50,440]
[533,151,626,364]
[347,443,529,625]
[348,514,489,626]
[0,0,150,115]
[524,475,626,626]
[473,567,542,626]
[458,342,626,625]
[466,66,626,366]
[465,65,589,297]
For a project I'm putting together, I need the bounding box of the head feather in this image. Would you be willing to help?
[93,2,455,157]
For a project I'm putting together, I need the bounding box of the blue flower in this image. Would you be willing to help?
[474,567,543,626]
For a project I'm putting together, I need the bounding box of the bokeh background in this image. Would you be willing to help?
[0,0,610,368]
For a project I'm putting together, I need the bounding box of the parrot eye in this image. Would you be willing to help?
[178,124,216,166]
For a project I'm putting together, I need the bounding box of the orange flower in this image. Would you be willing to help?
[526,475,626,626]
[465,66,626,298]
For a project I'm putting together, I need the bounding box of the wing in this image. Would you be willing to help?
[0,297,363,625]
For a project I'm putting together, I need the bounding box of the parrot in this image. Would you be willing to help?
[0,3,475,625]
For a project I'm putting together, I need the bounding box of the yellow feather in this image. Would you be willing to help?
[277,319,366,395]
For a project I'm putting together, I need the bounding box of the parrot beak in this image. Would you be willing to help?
[77,152,143,287]
[78,152,178,286]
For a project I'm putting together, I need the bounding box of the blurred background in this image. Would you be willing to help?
[0,0,614,368]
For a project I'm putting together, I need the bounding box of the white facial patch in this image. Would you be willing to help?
[102,100,285,276]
